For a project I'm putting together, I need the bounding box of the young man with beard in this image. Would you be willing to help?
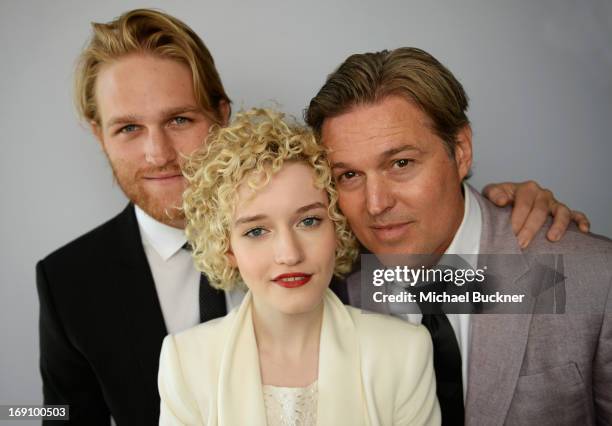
[36,9,232,425]
[306,47,611,425]
[37,9,590,425]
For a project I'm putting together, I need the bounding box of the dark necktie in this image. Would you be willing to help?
[417,283,465,426]
[198,273,227,323]
[182,244,227,322]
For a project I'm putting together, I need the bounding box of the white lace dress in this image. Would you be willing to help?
[262,381,318,426]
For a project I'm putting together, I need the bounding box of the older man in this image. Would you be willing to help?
[306,47,611,425]
[37,9,589,425]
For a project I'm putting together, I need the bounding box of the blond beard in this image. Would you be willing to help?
[105,156,186,228]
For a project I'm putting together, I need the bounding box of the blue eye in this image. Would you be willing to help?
[244,227,267,238]
[171,116,191,125]
[299,216,322,228]
[119,124,138,134]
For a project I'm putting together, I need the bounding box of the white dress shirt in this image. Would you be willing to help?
[391,183,482,399]
[134,206,244,334]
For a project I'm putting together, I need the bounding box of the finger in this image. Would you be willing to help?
[510,181,541,235]
[546,202,571,241]
[482,182,514,206]
[571,210,591,233]
[515,190,550,248]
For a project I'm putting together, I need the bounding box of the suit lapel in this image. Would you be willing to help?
[114,204,168,392]
[465,188,534,425]
[318,290,370,425]
[217,290,368,425]
[218,292,267,426]
[466,314,532,425]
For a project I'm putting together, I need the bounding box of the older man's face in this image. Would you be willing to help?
[321,95,472,256]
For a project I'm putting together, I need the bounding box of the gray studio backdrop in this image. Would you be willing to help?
[1,0,611,419]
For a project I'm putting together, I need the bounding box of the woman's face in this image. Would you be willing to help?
[228,162,337,315]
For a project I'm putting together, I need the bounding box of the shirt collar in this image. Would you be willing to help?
[134,205,187,261]
[443,182,483,267]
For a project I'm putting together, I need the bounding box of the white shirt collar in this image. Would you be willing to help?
[134,205,187,261]
[443,183,483,266]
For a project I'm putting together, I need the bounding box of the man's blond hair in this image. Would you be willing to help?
[74,8,230,125]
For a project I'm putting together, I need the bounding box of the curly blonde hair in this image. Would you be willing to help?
[183,108,358,290]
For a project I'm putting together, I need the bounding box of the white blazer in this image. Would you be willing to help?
[158,289,440,425]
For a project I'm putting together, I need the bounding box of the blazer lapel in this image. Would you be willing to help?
[217,290,369,425]
[217,292,267,426]
[466,314,532,425]
[465,188,534,425]
[318,290,370,426]
[113,204,168,393]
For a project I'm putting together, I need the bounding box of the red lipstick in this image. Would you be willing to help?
[272,273,312,288]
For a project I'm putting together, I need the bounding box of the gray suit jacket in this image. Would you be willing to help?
[346,186,612,425]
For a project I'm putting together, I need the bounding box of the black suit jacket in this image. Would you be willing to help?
[37,204,350,425]
[37,205,172,425]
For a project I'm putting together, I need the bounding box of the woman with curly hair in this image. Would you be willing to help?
[157,108,440,426]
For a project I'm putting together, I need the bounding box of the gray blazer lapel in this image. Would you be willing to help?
[465,187,534,425]
[466,314,532,425]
